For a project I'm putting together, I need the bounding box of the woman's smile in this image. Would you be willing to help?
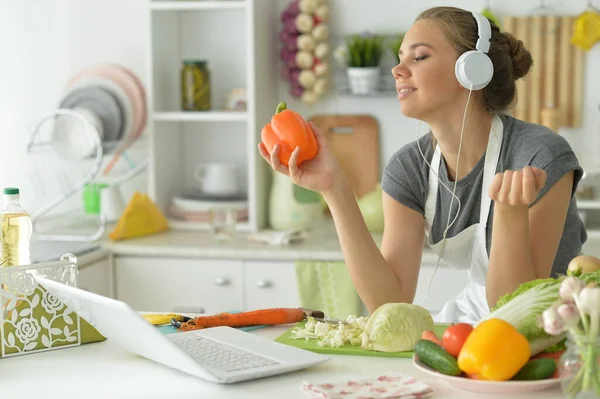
[397,84,417,99]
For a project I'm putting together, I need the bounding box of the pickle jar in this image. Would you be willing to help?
[181,60,211,111]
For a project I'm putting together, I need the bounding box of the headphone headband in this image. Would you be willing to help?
[454,11,494,90]
[471,11,491,54]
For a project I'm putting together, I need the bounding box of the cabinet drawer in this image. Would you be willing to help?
[243,261,300,311]
[413,266,469,314]
[115,256,244,314]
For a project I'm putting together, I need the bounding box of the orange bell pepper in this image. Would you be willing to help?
[260,102,318,167]
[457,318,531,381]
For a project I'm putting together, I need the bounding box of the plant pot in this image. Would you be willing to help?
[347,67,380,95]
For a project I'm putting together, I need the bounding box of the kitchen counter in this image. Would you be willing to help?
[35,214,600,266]
[0,325,565,399]
[100,218,441,263]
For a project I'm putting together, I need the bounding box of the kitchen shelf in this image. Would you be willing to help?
[153,111,248,122]
[148,0,277,232]
[168,219,251,232]
[150,1,247,11]
[586,229,600,239]
[577,200,600,210]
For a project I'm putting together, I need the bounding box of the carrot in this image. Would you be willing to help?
[178,308,307,332]
[421,330,443,346]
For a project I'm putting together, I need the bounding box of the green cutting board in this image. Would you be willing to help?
[275,322,450,358]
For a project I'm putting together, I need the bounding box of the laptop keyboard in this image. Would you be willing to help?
[169,334,280,373]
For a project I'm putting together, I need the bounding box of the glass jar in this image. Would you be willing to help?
[181,60,211,111]
[559,334,600,399]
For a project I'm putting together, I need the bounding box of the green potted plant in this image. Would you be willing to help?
[334,32,385,94]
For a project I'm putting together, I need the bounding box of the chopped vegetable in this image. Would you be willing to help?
[290,315,368,347]
[457,318,530,381]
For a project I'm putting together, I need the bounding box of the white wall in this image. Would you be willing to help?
[1,0,599,213]
[0,0,148,213]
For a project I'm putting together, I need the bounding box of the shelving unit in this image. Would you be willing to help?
[576,200,600,210]
[146,0,278,232]
[153,112,249,122]
[150,1,247,11]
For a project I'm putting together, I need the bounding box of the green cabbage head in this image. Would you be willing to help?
[361,303,434,352]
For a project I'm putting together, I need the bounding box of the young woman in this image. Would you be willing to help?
[258,6,587,323]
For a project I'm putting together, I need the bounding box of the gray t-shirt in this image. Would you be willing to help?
[381,113,587,277]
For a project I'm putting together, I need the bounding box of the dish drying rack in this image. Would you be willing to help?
[26,109,147,242]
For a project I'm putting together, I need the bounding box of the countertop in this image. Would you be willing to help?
[100,218,442,263]
[0,325,566,399]
[31,214,600,264]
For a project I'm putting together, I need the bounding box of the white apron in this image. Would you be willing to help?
[425,115,503,324]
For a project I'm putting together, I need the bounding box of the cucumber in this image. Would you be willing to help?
[511,358,556,380]
[414,339,461,376]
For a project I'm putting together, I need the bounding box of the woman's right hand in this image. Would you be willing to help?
[257,121,343,196]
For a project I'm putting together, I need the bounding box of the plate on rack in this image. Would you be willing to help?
[412,355,563,394]
[68,76,134,142]
[180,190,247,202]
[68,63,146,140]
[59,86,124,144]
[171,196,248,212]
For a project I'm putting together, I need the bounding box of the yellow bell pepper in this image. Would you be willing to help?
[457,318,530,381]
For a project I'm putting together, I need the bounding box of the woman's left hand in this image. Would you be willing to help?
[488,166,547,207]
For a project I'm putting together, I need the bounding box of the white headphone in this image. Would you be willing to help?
[455,11,494,90]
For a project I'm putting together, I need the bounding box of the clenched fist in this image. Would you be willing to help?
[488,166,547,207]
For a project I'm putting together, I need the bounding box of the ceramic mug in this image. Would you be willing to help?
[194,163,240,196]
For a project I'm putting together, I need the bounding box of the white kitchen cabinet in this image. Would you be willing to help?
[77,254,112,298]
[243,260,300,311]
[114,256,244,314]
[413,264,469,314]
[148,0,278,232]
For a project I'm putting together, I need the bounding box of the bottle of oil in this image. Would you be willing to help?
[0,187,32,267]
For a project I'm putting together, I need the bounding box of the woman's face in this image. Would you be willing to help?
[392,19,464,120]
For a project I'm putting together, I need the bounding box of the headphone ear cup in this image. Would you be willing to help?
[455,50,494,90]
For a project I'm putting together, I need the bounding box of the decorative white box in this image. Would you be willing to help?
[0,253,82,358]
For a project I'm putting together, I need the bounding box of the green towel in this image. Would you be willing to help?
[295,261,362,320]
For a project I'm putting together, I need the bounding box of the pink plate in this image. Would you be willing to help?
[67,64,146,140]
[116,65,147,139]
[412,355,563,394]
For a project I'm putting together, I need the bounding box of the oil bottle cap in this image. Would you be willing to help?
[3,188,19,195]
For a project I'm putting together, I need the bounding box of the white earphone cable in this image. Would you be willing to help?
[417,88,473,307]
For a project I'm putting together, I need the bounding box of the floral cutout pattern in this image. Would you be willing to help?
[0,264,80,357]
[301,372,434,399]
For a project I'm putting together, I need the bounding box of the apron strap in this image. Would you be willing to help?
[424,146,442,232]
[478,115,504,227]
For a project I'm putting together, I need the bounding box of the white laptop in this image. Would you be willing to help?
[34,275,329,384]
